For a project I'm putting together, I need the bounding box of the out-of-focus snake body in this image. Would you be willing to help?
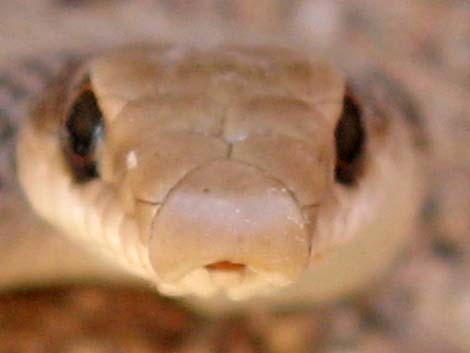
[15,43,423,310]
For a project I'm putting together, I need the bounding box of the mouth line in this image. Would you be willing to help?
[155,265,294,301]
[205,261,246,272]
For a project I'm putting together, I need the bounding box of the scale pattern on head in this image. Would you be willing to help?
[19,44,397,300]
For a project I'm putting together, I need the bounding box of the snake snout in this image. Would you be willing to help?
[148,160,311,290]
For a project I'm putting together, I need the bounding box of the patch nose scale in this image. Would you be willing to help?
[149,159,311,286]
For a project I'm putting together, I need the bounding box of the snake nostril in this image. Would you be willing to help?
[205,261,246,272]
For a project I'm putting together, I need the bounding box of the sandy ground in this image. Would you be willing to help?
[0,1,468,352]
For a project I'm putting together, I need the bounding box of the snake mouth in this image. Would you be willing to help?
[206,261,246,272]
[156,262,296,300]
[148,159,311,298]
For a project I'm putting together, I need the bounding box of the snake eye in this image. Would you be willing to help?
[64,86,104,183]
[334,89,365,185]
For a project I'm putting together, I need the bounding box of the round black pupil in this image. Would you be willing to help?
[334,94,365,185]
[65,89,103,182]
[67,90,103,157]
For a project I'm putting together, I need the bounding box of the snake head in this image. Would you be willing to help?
[17,44,422,303]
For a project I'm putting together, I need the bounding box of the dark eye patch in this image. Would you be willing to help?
[64,87,104,182]
[334,88,366,186]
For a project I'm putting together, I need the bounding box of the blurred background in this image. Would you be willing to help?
[0,1,468,352]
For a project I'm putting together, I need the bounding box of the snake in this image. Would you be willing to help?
[13,43,424,310]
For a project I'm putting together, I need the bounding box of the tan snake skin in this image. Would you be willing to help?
[16,43,423,311]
